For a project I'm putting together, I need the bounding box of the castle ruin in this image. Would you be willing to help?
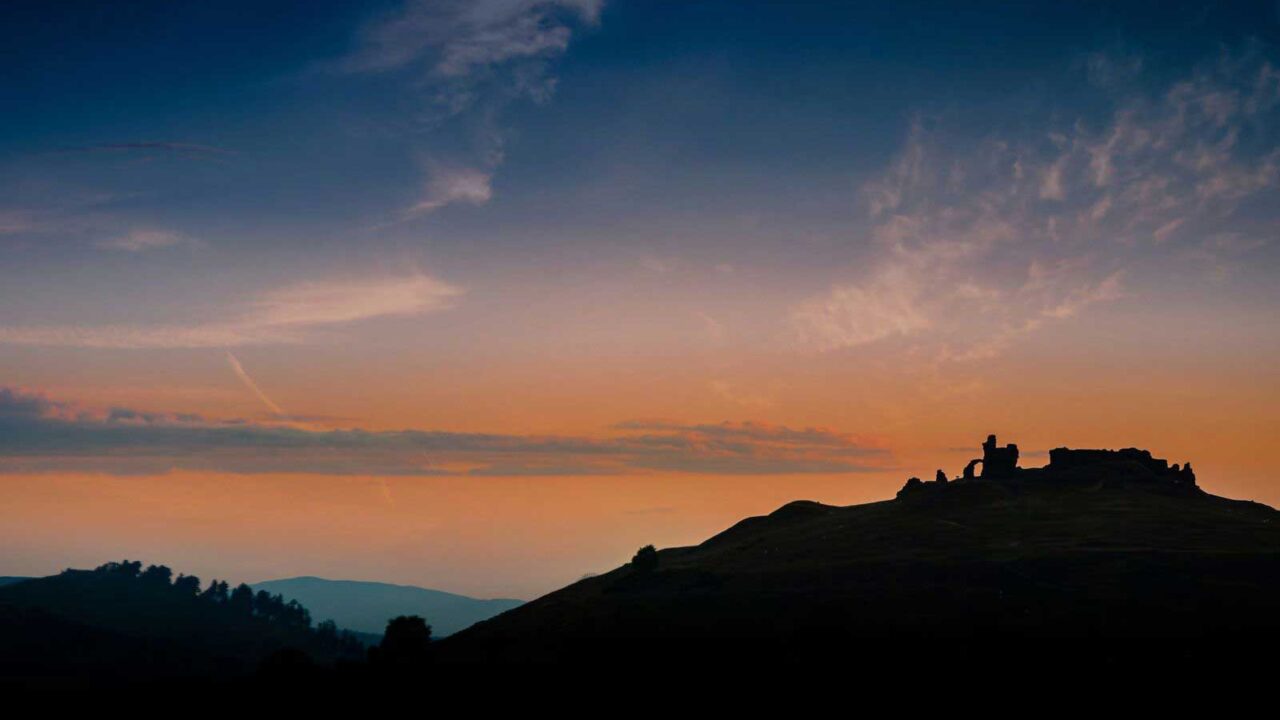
[897,434,1199,499]
[958,434,1019,480]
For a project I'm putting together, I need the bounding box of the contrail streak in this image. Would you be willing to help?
[225,351,285,417]
[225,351,389,501]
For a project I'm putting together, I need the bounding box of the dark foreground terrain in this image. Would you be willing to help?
[0,561,365,689]
[438,440,1280,677]
[4,438,1280,691]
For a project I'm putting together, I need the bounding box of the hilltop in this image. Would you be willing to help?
[439,436,1280,672]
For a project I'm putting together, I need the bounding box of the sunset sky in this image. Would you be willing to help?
[3,0,1279,599]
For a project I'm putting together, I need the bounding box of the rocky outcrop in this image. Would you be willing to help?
[897,469,951,498]
[897,476,925,498]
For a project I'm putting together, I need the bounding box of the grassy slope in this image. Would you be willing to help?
[439,469,1280,664]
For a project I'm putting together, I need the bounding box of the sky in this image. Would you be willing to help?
[2,0,1280,598]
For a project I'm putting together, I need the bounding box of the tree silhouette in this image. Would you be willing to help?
[96,560,142,577]
[229,583,255,615]
[285,599,311,629]
[254,590,276,619]
[632,544,659,573]
[202,579,230,603]
[173,574,201,596]
[371,615,432,668]
[141,564,173,585]
[26,559,367,674]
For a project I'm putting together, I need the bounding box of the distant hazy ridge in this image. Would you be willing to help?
[250,577,523,637]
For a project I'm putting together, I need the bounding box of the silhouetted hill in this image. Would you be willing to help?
[0,601,241,688]
[0,561,364,687]
[251,577,522,637]
[439,438,1280,675]
[0,577,31,588]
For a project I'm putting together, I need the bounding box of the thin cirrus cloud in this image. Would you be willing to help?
[405,165,494,218]
[340,0,601,80]
[0,387,889,477]
[792,264,931,351]
[96,229,196,252]
[0,272,461,349]
[792,53,1280,360]
[338,0,602,217]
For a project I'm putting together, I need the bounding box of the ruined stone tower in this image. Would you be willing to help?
[980,434,1019,478]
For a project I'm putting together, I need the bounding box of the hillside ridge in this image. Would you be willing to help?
[437,435,1280,667]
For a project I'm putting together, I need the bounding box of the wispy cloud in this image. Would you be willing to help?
[0,272,461,349]
[338,0,602,217]
[340,0,601,80]
[248,274,459,326]
[406,165,493,217]
[96,229,196,252]
[0,387,889,477]
[793,51,1280,360]
[792,264,930,350]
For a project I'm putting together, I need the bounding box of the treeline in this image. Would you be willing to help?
[84,560,364,658]
[1,559,441,688]
[97,561,309,630]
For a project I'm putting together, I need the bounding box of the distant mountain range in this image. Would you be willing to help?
[0,577,31,587]
[249,577,523,637]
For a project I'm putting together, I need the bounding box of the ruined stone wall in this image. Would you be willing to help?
[1047,447,1196,487]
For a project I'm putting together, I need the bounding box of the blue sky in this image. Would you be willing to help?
[6,1,1277,270]
[3,0,1278,369]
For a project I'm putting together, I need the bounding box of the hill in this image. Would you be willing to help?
[0,561,365,686]
[250,577,523,637]
[0,577,31,588]
[438,436,1280,673]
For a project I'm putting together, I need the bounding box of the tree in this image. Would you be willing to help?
[372,615,432,667]
[96,560,142,577]
[285,599,311,629]
[229,583,255,615]
[173,574,201,596]
[254,590,278,620]
[141,564,173,585]
[631,544,659,573]
[202,579,230,603]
